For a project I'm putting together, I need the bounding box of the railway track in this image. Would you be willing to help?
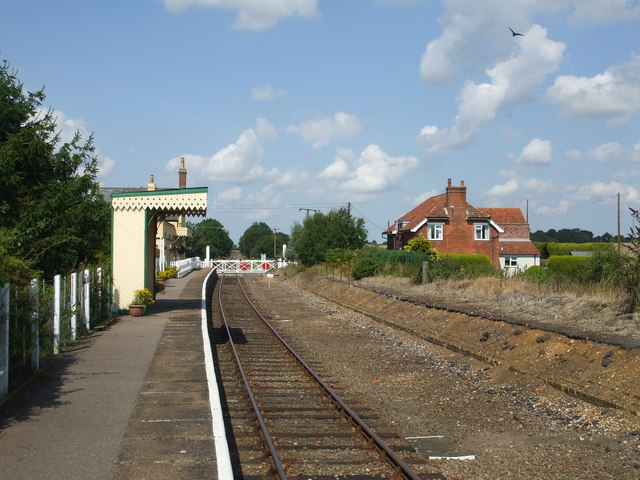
[211,273,445,479]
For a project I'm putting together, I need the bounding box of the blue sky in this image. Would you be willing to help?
[2,0,640,243]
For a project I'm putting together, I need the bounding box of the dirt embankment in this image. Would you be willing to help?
[291,272,640,417]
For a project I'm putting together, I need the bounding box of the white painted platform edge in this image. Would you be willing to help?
[202,270,234,479]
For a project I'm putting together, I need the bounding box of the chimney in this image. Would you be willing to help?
[179,156,187,189]
[446,179,467,219]
[147,174,156,191]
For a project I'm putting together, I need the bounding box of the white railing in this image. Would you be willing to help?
[0,267,110,400]
[170,257,202,278]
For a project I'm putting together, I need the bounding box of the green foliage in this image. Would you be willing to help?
[250,231,289,258]
[290,208,367,266]
[352,256,383,280]
[0,58,110,279]
[157,266,177,280]
[132,288,155,306]
[546,243,615,257]
[521,265,549,282]
[239,221,271,256]
[430,254,495,280]
[546,255,592,282]
[531,228,623,243]
[533,242,550,259]
[186,218,233,259]
[403,235,438,260]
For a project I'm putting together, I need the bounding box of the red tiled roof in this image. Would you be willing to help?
[480,208,526,224]
[386,193,447,233]
[499,241,541,256]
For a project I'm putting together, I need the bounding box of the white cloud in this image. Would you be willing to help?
[406,189,439,206]
[486,179,519,197]
[255,117,277,141]
[164,0,320,31]
[251,85,288,101]
[574,180,640,203]
[568,0,640,24]
[97,157,116,180]
[38,108,118,179]
[167,118,276,184]
[215,186,243,203]
[565,149,583,160]
[287,112,362,149]
[546,55,640,124]
[419,1,640,86]
[515,138,553,165]
[418,25,565,154]
[320,145,419,194]
[586,141,640,163]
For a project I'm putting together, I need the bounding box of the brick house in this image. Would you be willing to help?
[383,179,540,272]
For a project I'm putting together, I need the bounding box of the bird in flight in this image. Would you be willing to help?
[509,27,524,37]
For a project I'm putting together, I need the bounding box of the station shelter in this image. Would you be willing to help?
[110,181,207,311]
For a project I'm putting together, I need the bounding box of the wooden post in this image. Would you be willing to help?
[0,283,9,398]
[422,261,430,284]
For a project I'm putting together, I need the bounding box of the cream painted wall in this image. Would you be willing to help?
[112,208,146,309]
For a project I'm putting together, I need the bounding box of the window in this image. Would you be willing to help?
[474,223,489,240]
[428,223,443,240]
[504,256,518,267]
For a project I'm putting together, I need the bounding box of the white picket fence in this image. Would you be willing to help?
[0,267,109,400]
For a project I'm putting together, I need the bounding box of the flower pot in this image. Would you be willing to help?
[129,304,145,317]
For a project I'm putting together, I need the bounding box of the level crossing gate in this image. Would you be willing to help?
[208,259,275,274]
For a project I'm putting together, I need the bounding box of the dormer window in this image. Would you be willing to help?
[474,223,489,241]
[397,220,410,229]
[428,223,443,241]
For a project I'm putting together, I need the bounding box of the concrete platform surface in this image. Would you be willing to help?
[0,269,216,480]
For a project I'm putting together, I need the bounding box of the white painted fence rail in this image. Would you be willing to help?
[0,267,110,400]
[170,257,202,278]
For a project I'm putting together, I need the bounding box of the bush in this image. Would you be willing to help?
[546,243,615,257]
[430,254,494,280]
[351,257,383,280]
[132,288,155,306]
[158,266,178,279]
[546,255,591,282]
[522,265,549,282]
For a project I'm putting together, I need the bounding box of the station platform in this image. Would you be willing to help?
[0,269,226,480]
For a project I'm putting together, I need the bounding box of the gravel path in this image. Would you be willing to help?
[243,274,640,480]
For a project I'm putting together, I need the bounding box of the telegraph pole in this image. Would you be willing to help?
[617,192,621,252]
[299,208,317,218]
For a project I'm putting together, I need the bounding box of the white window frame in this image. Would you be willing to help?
[428,223,443,241]
[504,256,518,267]
[474,223,490,241]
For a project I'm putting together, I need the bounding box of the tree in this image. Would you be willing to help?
[186,218,234,259]
[0,59,110,281]
[238,222,272,257]
[250,231,289,258]
[290,207,367,266]
[403,235,438,260]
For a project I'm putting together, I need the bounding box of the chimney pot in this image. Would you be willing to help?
[147,174,156,191]
[179,156,187,189]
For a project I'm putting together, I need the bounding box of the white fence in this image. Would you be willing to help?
[171,257,202,278]
[0,267,109,400]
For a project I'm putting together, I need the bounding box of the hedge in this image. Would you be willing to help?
[546,255,592,281]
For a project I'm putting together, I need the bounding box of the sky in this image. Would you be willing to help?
[2,0,640,244]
